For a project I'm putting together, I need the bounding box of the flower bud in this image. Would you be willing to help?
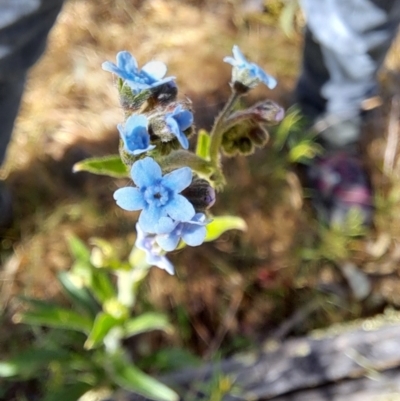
[147,101,194,155]
[118,78,151,111]
[118,79,178,113]
[221,124,257,157]
[237,137,253,155]
[181,179,216,212]
[221,126,255,156]
[248,125,269,146]
[152,81,178,105]
[250,100,285,125]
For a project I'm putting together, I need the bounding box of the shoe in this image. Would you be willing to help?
[306,151,373,227]
[0,181,13,230]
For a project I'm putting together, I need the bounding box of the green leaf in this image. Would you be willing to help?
[90,269,116,304]
[67,235,91,264]
[73,155,129,178]
[195,129,211,159]
[84,312,119,350]
[58,271,99,317]
[124,312,172,339]
[42,382,93,401]
[273,107,303,151]
[139,347,201,373]
[108,355,179,401]
[18,296,59,311]
[205,216,247,242]
[17,305,93,334]
[288,140,321,163]
[0,349,70,378]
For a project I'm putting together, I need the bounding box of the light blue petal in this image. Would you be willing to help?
[191,213,207,224]
[165,195,195,222]
[223,56,236,66]
[172,104,183,113]
[102,52,139,81]
[134,223,148,250]
[101,61,120,74]
[256,66,277,89]
[122,131,156,156]
[132,144,156,155]
[182,225,207,247]
[116,51,138,73]
[125,114,148,132]
[125,80,151,92]
[162,167,192,193]
[134,224,174,274]
[165,116,189,149]
[114,187,145,211]
[176,132,189,149]
[146,253,175,275]
[139,203,165,233]
[147,76,176,88]
[125,76,175,92]
[131,157,162,188]
[117,123,125,137]
[232,45,248,65]
[119,124,153,155]
[165,115,180,136]
[173,109,193,131]
[142,61,167,80]
[155,216,177,234]
[121,115,155,155]
[155,232,180,252]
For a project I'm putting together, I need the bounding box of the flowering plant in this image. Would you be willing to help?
[79,46,284,276]
[0,46,284,401]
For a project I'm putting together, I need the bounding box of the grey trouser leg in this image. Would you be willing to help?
[0,75,26,165]
[296,0,400,148]
[0,0,64,166]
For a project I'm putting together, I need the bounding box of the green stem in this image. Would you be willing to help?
[117,249,150,308]
[209,91,242,166]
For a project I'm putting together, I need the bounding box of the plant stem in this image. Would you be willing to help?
[117,255,149,308]
[209,91,241,166]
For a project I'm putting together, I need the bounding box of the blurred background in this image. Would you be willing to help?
[2,0,400,391]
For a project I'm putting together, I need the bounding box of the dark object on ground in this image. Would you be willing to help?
[306,151,373,227]
[0,181,13,231]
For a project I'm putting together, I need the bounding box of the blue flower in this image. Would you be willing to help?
[164,105,193,149]
[102,51,175,94]
[155,213,208,252]
[118,115,155,155]
[135,224,174,275]
[223,45,277,90]
[114,157,195,233]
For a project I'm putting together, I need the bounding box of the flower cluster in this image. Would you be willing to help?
[103,46,282,275]
[103,51,213,274]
